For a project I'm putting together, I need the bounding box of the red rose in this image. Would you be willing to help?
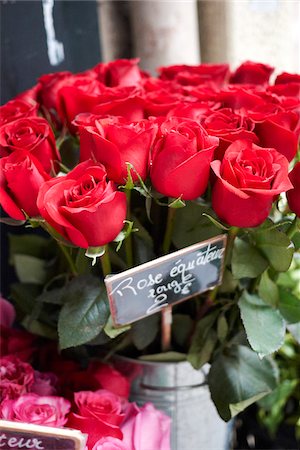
[229,61,274,85]
[203,108,258,159]
[91,86,145,122]
[77,115,157,184]
[0,98,39,127]
[267,82,300,100]
[167,101,218,123]
[93,58,145,88]
[211,140,293,227]
[275,72,300,85]
[144,90,186,117]
[0,356,34,401]
[37,160,127,248]
[0,150,51,220]
[219,87,266,111]
[287,162,300,217]
[67,390,124,448]
[0,117,60,173]
[87,362,130,399]
[150,117,219,200]
[15,84,40,104]
[254,111,299,161]
[37,71,72,125]
[57,75,105,131]
[158,63,230,88]
[0,326,36,362]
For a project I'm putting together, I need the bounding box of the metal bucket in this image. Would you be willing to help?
[113,356,232,450]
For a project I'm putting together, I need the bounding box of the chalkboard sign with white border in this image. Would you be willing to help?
[0,420,87,450]
[105,235,227,327]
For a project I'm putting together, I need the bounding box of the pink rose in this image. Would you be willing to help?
[92,437,130,450]
[121,402,171,450]
[0,393,70,427]
[0,356,34,401]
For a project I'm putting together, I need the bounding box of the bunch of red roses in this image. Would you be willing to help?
[0,297,171,450]
[0,59,299,249]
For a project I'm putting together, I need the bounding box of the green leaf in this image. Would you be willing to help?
[10,283,41,315]
[232,238,268,279]
[131,314,159,350]
[139,352,187,362]
[258,271,279,307]
[114,220,138,252]
[13,254,48,284]
[0,217,26,226]
[218,269,238,293]
[9,234,51,263]
[238,291,286,357]
[172,314,194,348]
[278,287,300,324]
[58,275,110,349]
[187,311,218,369]
[22,316,57,340]
[168,196,186,209]
[208,345,278,421]
[173,202,220,249]
[104,315,131,339]
[202,213,230,231]
[253,227,294,272]
[217,315,228,342]
[36,287,66,305]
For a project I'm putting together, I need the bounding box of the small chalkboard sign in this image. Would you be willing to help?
[0,420,86,450]
[105,235,227,326]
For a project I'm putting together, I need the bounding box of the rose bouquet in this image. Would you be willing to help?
[1,59,300,429]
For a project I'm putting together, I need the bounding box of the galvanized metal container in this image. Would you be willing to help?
[113,356,232,450]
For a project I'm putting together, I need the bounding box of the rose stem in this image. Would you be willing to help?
[125,188,134,268]
[286,216,300,239]
[57,241,78,276]
[161,205,177,352]
[100,245,112,277]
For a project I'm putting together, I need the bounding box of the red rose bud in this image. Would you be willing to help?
[229,61,274,85]
[0,116,60,174]
[150,117,219,200]
[287,162,300,217]
[37,160,127,248]
[203,108,258,159]
[38,71,72,111]
[0,150,51,220]
[93,58,145,87]
[158,63,230,88]
[92,86,145,122]
[77,115,157,184]
[275,72,300,85]
[56,75,105,131]
[211,139,293,227]
[0,98,39,127]
[254,111,299,162]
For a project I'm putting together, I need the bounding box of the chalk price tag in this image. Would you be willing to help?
[0,420,87,450]
[105,235,227,326]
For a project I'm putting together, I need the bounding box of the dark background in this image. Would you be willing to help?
[1,0,101,104]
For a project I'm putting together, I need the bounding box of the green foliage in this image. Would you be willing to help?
[238,291,286,357]
[187,311,218,369]
[208,345,278,421]
[232,238,268,279]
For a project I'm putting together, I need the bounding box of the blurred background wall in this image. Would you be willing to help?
[1,0,300,104]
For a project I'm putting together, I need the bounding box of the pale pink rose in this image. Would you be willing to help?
[0,393,70,427]
[0,296,15,328]
[30,371,58,396]
[121,402,171,450]
[92,436,130,450]
[0,356,34,401]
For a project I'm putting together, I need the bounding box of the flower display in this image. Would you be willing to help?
[1,58,299,442]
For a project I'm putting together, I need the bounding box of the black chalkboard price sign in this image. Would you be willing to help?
[105,235,227,327]
[0,420,86,450]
